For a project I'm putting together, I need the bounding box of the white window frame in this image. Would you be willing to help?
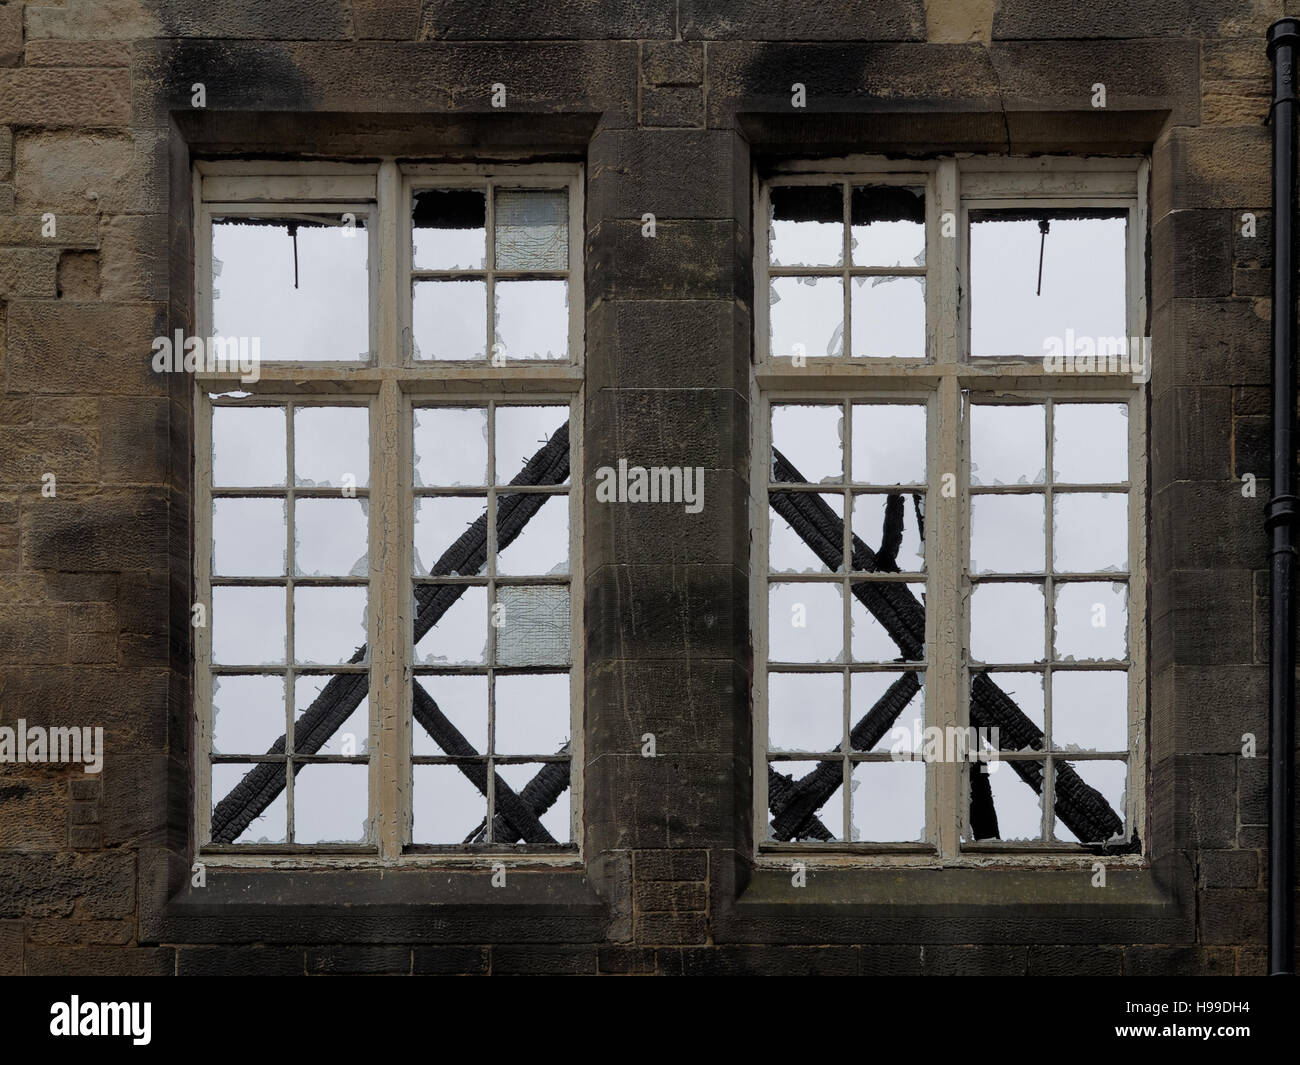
[751,156,1148,867]
[192,159,585,867]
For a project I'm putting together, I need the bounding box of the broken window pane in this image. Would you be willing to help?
[412,675,488,755]
[294,406,369,488]
[496,494,568,576]
[984,760,1044,840]
[495,405,569,485]
[494,188,568,271]
[850,185,925,267]
[495,586,571,667]
[412,188,486,270]
[768,582,844,663]
[213,498,286,577]
[851,274,925,357]
[969,403,1046,486]
[295,498,368,577]
[851,761,925,842]
[769,276,844,359]
[770,493,844,573]
[851,403,926,485]
[1053,403,1129,484]
[412,764,485,844]
[293,764,370,844]
[495,762,571,843]
[851,495,926,572]
[1052,671,1127,752]
[412,279,486,361]
[294,677,368,756]
[212,764,286,844]
[495,673,569,755]
[979,672,1045,737]
[1054,760,1126,842]
[969,211,1126,358]
[851,582,924,662]
[1053,492,1128,572]
[412,496,486,577]
[771,403,843,484]
[767,671,842,753]
[212,216,369,362]
[212,406,286,487]
[769,185,843,266]
[969,582,1045,663]
[212,586,285,665]
[970,494,1045,574]
[495,279,568,359]
[852,672,925,754]
[414,407,489,488]
[1054,582,1127,661]
[293,586,368,665]
[212,674,285,755]
[414,586,487,665]
[767,760,842,841]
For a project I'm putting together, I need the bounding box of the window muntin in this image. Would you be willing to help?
[194,162,583,862]
[754,159,1146,860]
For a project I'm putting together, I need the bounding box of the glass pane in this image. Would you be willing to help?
[412,496,486,577]
[852,492,929,570]
[980,672,1045,738]
[412,188,486,270]
[769,185,842,266]
[294,406,369,488]
[495,762,571,843]
[412,279,486,361]
[1052,671,1127,752]
[495,586,571,667]
[1053,492,1127,573]
[767,671,841,753]
[851,403,926,485]
[495,279,568,360]
[413,674,488,755]
[495,672,569,755]
[212,216,369,362]
[415,585,487,665]
[768,581,843,663]
[969,403,1046,486]
[295,498,368,577]
[294,676,368,756]
[494,188,568,270]
[1054,582,1127,661]
[497,493,568,576]
[970,213,1126,358]
[970,494,1045,574]
[212,674,284,755]
[769,276,844,359]
[213,498,286,577]
[293,764,369,844]
[767,760,842,842]
[850,275,925,357]
[969,582,1045,663]
[853,671,925,754]
[495,405,569,486]
[212,406,285,487]
[850,185,925,267]
[414,406,489,488]
[293,586,368,665]
[983,760,1044,840]
[769,492,843,573]
[212,585,285,665]
[851,761,925,842]
[412,764,486,844]
[771,404,842,484]
[851,581,924,662]
[1054,759,1126,842]
[212,764,286,844]
[1054,403,1129,484]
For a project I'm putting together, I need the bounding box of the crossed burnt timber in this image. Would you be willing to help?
[209,423,572,845]
[768,446,1127,846]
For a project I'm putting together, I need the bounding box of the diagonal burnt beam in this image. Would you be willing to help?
[463,746,573,845]
[770,447,1124,844]
[210,422,571,844]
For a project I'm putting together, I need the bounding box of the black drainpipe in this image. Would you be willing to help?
[1266,17,1298,978]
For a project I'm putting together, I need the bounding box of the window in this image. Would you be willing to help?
[753,158,1146,860]
[193,162,584,861]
